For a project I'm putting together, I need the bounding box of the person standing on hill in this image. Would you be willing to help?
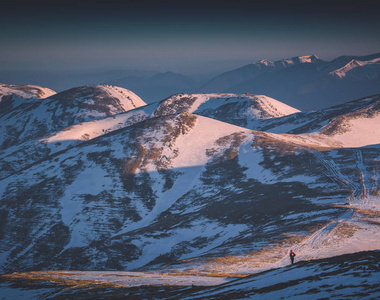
[290,250,296,264]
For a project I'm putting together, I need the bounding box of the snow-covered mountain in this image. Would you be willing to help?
[201,53,380,110]
[0,84,379,277]
[0,83,379,300]
[152,93,300,127]
[328,57,380,80]
[200,55,322,93]
[0,84,146,179]
[1,84,145,144]
[0,92,300,180]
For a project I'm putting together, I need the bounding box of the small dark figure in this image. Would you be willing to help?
[290,249,296,264]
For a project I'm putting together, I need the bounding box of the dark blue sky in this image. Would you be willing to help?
[1,0,380,75]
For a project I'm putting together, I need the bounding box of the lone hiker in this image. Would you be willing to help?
[290,249,296,264]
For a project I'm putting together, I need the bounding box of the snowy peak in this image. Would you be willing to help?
[0,84,146,153]
[201,54,323,93]
[328,57,380,80]
[201,52,380,110]
[319,52,380,74]
[111,113,251,174]
[37,93,299,159]
[257,59,274,67]
[0,83,56,101]
[299,54,320,63]
[49,84,146,114]
[274,54,321,69]
[153,93,300,128]
[254,55,320,69]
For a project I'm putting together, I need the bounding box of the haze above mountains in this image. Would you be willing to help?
[2,52,380,111]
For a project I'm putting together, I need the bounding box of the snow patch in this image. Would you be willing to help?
[60,165,114,249]
[171,116,250,169]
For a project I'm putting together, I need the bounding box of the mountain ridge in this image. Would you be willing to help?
[0,83,379,300]
[200,55,323,93]
[201,52,380,110]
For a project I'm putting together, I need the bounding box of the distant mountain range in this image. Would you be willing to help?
[201,53,380,110]
[106,71,199,103]
[0,83,379,281]
[2,52,379,110]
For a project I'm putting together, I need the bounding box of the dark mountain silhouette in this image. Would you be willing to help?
[201,53,380,110]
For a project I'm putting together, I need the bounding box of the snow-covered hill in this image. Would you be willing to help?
[1,84,145,147]
[0,92,299,179]
[0,83,56,101]
[300,97,380,148]
[0,112,379,274]
[41,92,380,151]
[152,93,300,127]
[0,84,146,179]
[38,92,300,152]
[258,94,380,148]
[0,83,379,299]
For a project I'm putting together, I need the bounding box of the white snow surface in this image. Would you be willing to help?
[169,116,250,169]
[301,113,380,148]
[194,94,300,118]
[248,95,301,117]
[158,93,300,121]
[1,86,380,296]
[60,165,115,249]
[325,114,380,147]
[0,83,56,99]
[99,84,146,111]
[45,93,287,148]
[43,109,149,146]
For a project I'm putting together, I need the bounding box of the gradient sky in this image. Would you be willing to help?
[1,0,380,75]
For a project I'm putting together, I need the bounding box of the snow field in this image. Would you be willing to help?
[169,116,251,169]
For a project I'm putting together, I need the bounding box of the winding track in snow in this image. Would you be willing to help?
[355,149,369,198]
[311,149,360,201]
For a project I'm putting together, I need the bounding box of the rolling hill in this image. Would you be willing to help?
[0,83,379,299]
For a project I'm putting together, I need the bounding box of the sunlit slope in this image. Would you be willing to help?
[0,92,298,179]
[1,112,378,274]
[0,83,56,100]
[0,84,146,179]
